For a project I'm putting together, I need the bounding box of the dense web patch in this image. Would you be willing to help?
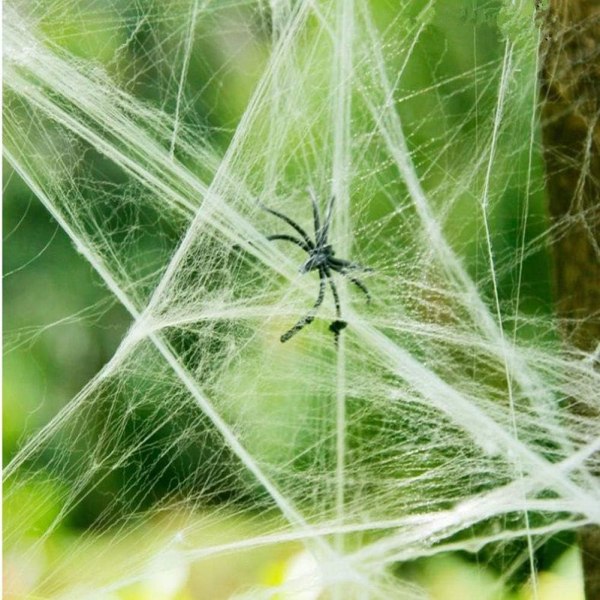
[3,0,600,598]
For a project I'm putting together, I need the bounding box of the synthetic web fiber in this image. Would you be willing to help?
[3,0,600,598]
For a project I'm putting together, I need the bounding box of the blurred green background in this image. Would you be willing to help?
[3,0,584,598]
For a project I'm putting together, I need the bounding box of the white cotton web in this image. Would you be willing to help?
[3,0,600,598]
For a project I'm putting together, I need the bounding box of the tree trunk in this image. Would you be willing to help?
[539,2,600,598]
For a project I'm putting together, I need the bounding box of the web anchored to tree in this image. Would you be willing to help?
[3,0,599,598]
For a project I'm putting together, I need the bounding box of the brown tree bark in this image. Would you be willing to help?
[539,2,600,598]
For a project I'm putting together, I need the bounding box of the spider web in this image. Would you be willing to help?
[3,0,600,598]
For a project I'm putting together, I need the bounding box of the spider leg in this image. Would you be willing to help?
[329,265,371,303]
[325,267,347,347]
[329,257,373,272]
[325,269,342,319]
[280,268,326,342]
[318,195,335,246]
[346,275,371,303]
[260,204,314,249]
[329,258,353,270]
[308,188,321,239]
[266,234,311,253]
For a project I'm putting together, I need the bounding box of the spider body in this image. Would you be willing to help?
[301,244,334,273]
[262,192,371,343]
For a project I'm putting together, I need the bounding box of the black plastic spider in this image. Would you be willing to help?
[262,191,371,343]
